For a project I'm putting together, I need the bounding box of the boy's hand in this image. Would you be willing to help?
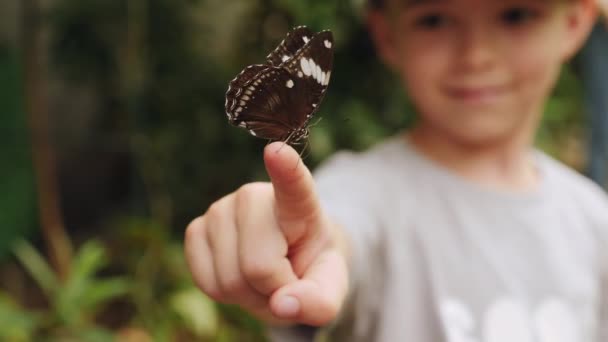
[184,142,349,326]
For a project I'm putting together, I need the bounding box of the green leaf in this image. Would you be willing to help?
[169,286,218,338]
[0,292,41,341]
[56,240,114,324]
[12,239,59,298]
[70,240,107,280]
[81,277,130,311]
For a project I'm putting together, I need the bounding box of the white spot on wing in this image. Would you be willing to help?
[282,55,290,62]
[324,71,331,85]
[324,40,332,49]
[308,58,317,79]
[249,130,257,137]
[286,79,294,88]
[300,58,312,76]
[297,71,303,78]
[315,64,322,83]
[303,36,310,44]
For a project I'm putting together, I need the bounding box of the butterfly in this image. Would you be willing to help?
[225,26,334,144]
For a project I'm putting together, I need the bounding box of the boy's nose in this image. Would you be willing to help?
[456,25,498,72]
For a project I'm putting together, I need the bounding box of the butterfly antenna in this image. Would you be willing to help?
[308,116,324,128]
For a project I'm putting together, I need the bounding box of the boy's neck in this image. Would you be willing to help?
[407,123,540,193]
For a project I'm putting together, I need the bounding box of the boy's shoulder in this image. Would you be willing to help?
[538,151,608,224]
[540,151,608,203]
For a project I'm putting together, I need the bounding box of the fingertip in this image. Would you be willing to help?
[269,280,341,326]
[270,295,301,319]
[264,141,289,155]
[264,142,298,172]
[264,142,305,185]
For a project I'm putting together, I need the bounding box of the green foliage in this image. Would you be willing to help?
[537,65,585,159]
[106,216,266,340]
[11,239,129,339]
[0,292,41,341]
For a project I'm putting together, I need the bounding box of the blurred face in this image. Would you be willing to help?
[370,0,594,146]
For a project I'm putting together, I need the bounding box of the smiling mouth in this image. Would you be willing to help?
[445,85,508,104]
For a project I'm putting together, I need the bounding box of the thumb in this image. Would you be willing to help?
[264,142,322,230]
[269,248,349,326]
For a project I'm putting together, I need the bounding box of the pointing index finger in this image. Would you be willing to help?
[264,142,321,227]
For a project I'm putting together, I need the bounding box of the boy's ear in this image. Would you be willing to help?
[366,11,400,70]
[560,0,598,61]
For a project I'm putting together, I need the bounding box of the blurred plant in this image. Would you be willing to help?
[107,215,266,341]
[0,292,41,341]
[9,239,129,340]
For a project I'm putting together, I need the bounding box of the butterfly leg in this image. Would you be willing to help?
[299,138,311,160]
[277,129,300,153]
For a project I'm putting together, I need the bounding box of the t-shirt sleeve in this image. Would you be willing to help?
[599,210,608,342]
[601,264,608,342]
[591,187,608,342]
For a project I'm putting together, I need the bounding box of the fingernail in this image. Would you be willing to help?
[275,295,300,318]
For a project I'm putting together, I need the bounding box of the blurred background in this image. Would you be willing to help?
[0,0,606,340]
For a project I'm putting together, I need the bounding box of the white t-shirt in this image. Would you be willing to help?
[270,136,608,342]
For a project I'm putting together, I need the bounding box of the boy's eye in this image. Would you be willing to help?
[501,7,538,25]
[414,13,448,30]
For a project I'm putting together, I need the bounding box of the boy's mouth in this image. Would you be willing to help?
[444,85,508,105]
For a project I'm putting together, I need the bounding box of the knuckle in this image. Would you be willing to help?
[204,198,233,240]
[241,258,278,283]
[206,289,225,303]
[206,200,227,221]
[185,216,205,242]
[193,278,221,302]
[218,274,247,298]
[236,182,269,205]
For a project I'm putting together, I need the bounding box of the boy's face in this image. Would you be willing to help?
[369,0,596,146]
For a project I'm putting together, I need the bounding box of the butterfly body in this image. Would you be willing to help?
[225,26,334,144]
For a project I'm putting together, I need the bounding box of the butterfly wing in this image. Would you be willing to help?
[280,30,334,128]
[266,26,314,67]
[226,67,307,141]
[225,64,268,120]
[225,28,334,143]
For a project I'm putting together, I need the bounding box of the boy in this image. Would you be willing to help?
[185,0,608,340]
